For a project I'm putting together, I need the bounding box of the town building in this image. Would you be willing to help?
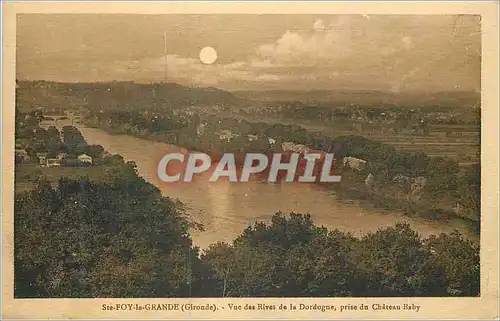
[15,149,30,163]
[247,134,259,142]
[281,142,310,154]
[217,130,239,143]
[196,123,207,136]
[56,152,67,160]
[37,152,48,166]
[77,153,93,164]
[343,156,367,171]
[46,158,62,167]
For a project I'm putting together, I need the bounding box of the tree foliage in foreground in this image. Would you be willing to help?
[15,170,480,298]
[202,213,479,297]
[15,164,198,298]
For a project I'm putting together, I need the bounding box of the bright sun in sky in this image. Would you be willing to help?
[199,46,218,65]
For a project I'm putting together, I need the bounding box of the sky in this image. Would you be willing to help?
[16,14,481,92]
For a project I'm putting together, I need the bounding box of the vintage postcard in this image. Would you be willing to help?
[2,1,498,320]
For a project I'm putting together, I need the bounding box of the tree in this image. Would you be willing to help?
[47,126,60,138]
[352,223,430,296]
[454,164,480,222]
[203,213,358,297]
[201,214,481,298]
[418,231,480,296]
[15,108,24,139]
[200,242,236,297]
[14,170,199,298]
[85,144,105,159]
[46,136,62,157]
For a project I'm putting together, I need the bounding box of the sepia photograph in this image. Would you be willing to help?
[2,1,498,319]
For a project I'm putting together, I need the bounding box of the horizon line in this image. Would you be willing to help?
[15,79,481,94]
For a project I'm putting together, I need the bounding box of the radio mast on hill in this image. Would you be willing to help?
[163,31,168,83]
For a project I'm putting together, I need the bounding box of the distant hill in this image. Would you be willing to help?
[15,80,248,112]
[232,89,480,109]
[15,81,480,113]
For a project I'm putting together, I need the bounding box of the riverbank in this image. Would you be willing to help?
[83,121,479,230]
[75,124,479,246]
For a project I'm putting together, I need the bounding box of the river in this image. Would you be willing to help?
[76,125,477,249]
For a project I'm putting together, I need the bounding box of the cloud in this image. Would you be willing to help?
[250,59,275,68]
[247,15,480,91]
[255,28,348,67]
[255,74,283,82]
[253,16,406,69]
[33,15,479,92]
[112,53,282,88]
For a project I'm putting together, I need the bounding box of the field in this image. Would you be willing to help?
[220,112,481,164]
[14,164,108,193]
[359,131,480,162]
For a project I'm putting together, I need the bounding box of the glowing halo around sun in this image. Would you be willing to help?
[199,46,218,65]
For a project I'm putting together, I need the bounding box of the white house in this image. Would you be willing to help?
[453,203,463,215]
[78,153,93,164]
[365,173,375,188]
[343,156,367,171]
[392,173,411,186]
[247,134,259,142]
[37,152,48,165]
[217,130,239,143]
[196,123,207,136]
[407,176,427,203]
[46,158,61,167]
[294,145,310,154]
[15,149,30,163]
[281,142,310,154]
